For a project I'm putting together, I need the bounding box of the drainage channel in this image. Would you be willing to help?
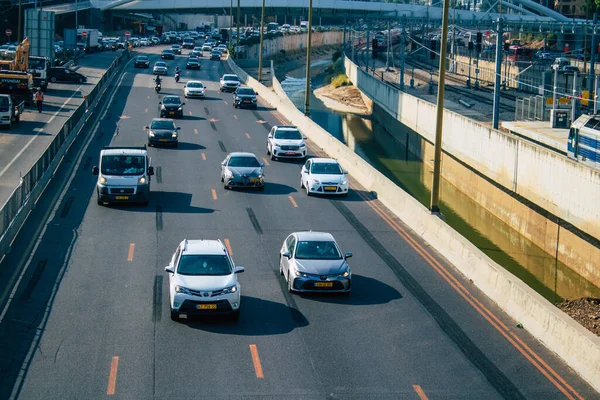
[280,64,600,303]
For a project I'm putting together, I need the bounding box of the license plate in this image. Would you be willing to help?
[243,100,250,103]
[324,186,337,191]
[169,112,175,115]
[196,304,217,310]
[115,196,129,200]
[249,178,259,183]
[159,138,169,142]
[315,282,333,287]
[286,152,296,155]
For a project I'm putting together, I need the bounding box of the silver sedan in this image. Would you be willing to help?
[221,152,265,190]
[279,231,352,293]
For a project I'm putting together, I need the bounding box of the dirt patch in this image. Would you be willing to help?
[314,84,369,115]
[557,298,600,337]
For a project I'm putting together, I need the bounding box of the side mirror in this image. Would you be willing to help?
[145,126,149,129]
[303,136,308,140]
[344,252,353,259]
[255,91,259,96]
[302,167,309,174]
[234,266,245,274]
[165,266,174,273]
[158,101,162,104]
[267,134,272,139]
[148,166,154,176]
[176,127,181,130]
[260,162,265,167]
[182,102,186,106]
[92,166,99,175]
[282,251,291,259]
[221,160,227,166]
[343,170,349,174]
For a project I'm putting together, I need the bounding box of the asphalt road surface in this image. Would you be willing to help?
[0,51,124,206]
[0,46,597,399]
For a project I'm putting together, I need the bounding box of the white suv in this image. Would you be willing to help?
[266,126,307,161]
[219,74,241,92]
[165,239,245,321]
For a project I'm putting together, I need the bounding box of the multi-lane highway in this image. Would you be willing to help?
[0,45,597,399]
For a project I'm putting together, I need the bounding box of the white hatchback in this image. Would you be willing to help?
[300,158,349,196]
[165,239,245,321]
[184,80,206,98]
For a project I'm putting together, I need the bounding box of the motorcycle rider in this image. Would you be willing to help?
[154,75,162,86]
[174,66,181,82]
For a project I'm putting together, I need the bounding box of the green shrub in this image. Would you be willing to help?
[331,74,352,88]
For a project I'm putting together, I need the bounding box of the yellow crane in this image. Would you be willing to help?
[0,37,30,72]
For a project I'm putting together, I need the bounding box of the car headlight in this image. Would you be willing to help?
[161,105,166,110]
[172,131,178,138]
[178,107,183,111]
[339,269,350,278]
[300,143,307,148]
[273,143,281,148]
[99,176,107,184]
[149,131,155,137]
[341,178,348,185]
[221,284,237,294]
[175,285,193,295]
[138,176,147,184]
[252,98,257,102]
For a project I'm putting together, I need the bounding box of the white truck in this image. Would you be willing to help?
[92,146,154,206]
[0,94,24,129]
[77,29,100,53]
[28,56,50,91]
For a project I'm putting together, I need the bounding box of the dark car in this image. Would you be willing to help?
[134,55,150,68]
[186,58,200,70]
[159,95,185,118]
[48,67,87,83]
[171,44,182,55]
[233,87,258,109]
[161,49,175,60]
[210,50,222,60]
[146,118,180,147]
[189,50,201,58]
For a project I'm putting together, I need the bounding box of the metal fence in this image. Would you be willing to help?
[514,96,546,121]
[0,51,128,255]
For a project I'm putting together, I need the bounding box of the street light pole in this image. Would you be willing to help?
[18,0,22,43]
[429,0,450,214]
[230,0,233,40]
[236,0,241,58]
[304,0,313,115]
[258,0,266,81]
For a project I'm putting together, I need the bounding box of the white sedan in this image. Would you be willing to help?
[184,80,206,98]
[300,158,349,196]
[153,61,168,75]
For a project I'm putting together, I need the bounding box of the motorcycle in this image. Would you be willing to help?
[175,72,180,83]
[154,83,161,93]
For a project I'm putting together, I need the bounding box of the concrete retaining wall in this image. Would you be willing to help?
[345,55,600,289]
[245,31,342,59]
[226,55,600,393]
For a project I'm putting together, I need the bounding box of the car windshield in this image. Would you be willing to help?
[311,162,343,174]
[0,97,8,108]
[28,58,45,69]
[155,62,166,67]
[275,129,302,139]
[228,156,260,167]
[237,88,255,95]
[187,82,203,88]
[224,75,239,81]
[295,240,342,260]
[151,120,175,130]
[177,254,232,276]
[163,50,173,54]
[101,155,145,176]
[163,96,181,104]
[137,56,148,61]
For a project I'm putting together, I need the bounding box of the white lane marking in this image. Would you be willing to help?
[0,85,84,179]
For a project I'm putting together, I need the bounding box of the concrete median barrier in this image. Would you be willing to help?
[227,55,600,393]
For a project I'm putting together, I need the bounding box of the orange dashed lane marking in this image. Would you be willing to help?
[224,238,233,255]
[262,158,269,166]
[233,115,238,119]
[288,196,298,208]
[144,108,148,113]
[211,189,218,200]
[245,133,251,139]
[413,385,428,400]
[194,128,198,134]
[127,244,135,262]
[106,356,119,395]
[189,111,193,116]
[249,344,264,379]
[201,152,206,160]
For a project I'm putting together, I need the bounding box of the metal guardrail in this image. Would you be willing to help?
[0,51,128,255]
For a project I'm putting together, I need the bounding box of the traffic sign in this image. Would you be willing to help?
[5,29,12,37]
[81,31,87,37]
[125,31,131,37]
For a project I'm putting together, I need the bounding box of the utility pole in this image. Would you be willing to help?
[258,0,266,81]
[17,0,22,43]
[304,0,313,115]
[429,0,451,214]
[589,13,598,97]
[230,0,233,36]
[492,18,504,130]
[386,20,391,71]
[236,0,240,57]
[37,0,42,56]
[76,0,78,30]
[572,71,578,121]
[366,20,370,73]
[400,22,405,90]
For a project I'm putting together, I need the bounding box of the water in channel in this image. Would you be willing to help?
[279,62,600,303]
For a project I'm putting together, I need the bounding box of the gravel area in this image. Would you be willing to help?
[557,298,600,337]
